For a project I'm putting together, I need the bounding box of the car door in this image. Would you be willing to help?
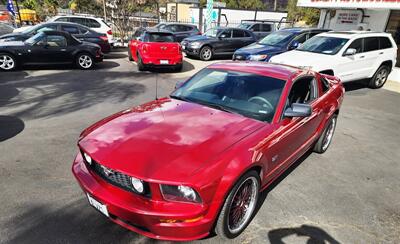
[60,24,80,38]
[336,38,369,81]
[250,24,262,39]
[129,30,143,60]
[362,37,381,78]
[215,29,233,53]
[260,76,324,182]
[29,34,70,63]
[231,29,249,52]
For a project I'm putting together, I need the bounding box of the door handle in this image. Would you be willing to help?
[61,49,67,51]
[359,56,365,58]
[379,52,384,55]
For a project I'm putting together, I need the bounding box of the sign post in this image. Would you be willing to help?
[205,0,213,31]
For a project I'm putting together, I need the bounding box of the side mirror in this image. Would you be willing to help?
[284,103,312,118]
[175,80,185,89]
[343,48,356,56]
[289,41,300,50]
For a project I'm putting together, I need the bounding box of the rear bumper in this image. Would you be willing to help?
[72,154,215,241]
[141,54,183,66]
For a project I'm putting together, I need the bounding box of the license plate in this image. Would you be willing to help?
[87,193,109,217]
[160,60,169,65]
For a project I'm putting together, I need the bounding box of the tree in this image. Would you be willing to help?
[287,0,319,25]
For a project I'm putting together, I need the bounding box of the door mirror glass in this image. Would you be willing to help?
[344,48,357,56]
[289,41,300,50]
[284,103,312,118]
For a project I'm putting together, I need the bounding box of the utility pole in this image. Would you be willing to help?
[14,0,22,27]
[103,0,107,21]
[274,0,277,11]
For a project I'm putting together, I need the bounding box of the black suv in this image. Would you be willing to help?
[154,23,200,42]
[181,27,256,61]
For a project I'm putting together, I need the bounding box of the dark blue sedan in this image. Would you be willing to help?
[233,28,330,62]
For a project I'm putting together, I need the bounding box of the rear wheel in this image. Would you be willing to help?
[215,170,260,239]
[199,46,213,61]
[128,48,133,61]
[313,114,337,153]
[369,65,390,89]
[0,53,16,71]
[137,53,146,71]
[76,53,94,69]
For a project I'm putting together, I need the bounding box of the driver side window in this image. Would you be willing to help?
[219,30,232,39]
[287,76,317,106]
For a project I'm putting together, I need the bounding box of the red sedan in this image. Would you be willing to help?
[72,62,344,241]
[128,28,183,71]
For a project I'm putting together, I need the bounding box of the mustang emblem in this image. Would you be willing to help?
[101,165,114,176]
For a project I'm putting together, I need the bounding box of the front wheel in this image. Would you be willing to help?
[76,53,94,69]
[0,53,16,71]
[215,170,260,239]
[199,46,213,61]
[369,65,390,89]
[313,114,337,153]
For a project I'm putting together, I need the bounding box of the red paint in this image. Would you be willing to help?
[72,62,344,241]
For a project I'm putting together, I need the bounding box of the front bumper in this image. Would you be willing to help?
[182,46,200,56]
[72,154,215,241]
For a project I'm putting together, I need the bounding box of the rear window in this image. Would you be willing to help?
[261,24,272,32]
[61,25,79,35]
[379,37,392,49]
[145,33,175,42]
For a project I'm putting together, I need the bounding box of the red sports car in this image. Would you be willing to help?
[72,62,344,241]
[128,28,183,71]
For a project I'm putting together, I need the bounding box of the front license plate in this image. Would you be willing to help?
[160,60,169,65]
[87,193,109,217]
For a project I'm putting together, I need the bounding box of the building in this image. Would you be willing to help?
[297,0,400,80]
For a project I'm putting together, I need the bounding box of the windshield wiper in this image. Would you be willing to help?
[196,101,240,115]
[169,95,193,102]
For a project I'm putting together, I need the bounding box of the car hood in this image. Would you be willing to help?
[235,43,283,55]
[270,50,330,69]
[183,35,214,42]
[0,41,25,47]
[79,98,265,181]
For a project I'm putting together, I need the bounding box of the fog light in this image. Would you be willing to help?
[131,177,144,193]
[83,152,92,165]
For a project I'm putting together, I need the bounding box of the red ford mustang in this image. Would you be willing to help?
[128,28,183,71]
[72,62,344,241]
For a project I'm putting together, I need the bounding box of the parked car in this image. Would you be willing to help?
[48,15,114,45]
[0,31,103,71]
[270,31,397,89]
[233,28,330,61]
[128,28,183,71]
[72,61,344,241]
[238,21,276,40]
[0,22,14,36]
[181,27,257,61]
[154,23,201,42]
[0,22,111,53]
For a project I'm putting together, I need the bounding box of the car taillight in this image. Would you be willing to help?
[107,29,112,35]
[178,44,182,53]
[99,36,108,42]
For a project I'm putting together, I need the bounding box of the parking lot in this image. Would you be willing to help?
[0,50,399,244]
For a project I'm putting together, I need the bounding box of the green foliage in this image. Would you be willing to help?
[73,0,103,14]
[287,0,319,25]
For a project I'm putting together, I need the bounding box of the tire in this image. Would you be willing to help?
[199,46,213,61]
[137,53,146,71]
[174,63,183,72]
[215,170,260,239]
[369,65,390,89]
[128,48,133,61]
[76,53,94,70]
[313,114,338,154]
[0,53,17,71]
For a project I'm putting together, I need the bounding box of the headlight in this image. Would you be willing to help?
[160,184,202,203]
[83,152,92,165]
[190,41,201,48]
[131,177,144,193]
[249,54,268,61]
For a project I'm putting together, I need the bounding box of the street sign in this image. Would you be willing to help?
[206,0,213,30]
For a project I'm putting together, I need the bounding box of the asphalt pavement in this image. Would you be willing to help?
[0,49,399,244]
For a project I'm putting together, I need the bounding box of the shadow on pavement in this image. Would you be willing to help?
[2,198,154,244]
[268,224,340,244]
[104,52,128,59]
[0,115,24,142]
[15,61,120,71]
[145,60,195,73]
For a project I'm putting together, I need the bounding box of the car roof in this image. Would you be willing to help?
[41,21,92,30]
[279,27,330,33]
[142,27,173,34]
[53,15,100,20]
[160,22,196,27]
[319,31,393,39]
[208,61,302,81]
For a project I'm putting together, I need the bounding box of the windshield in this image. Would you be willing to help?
[155,23,166,29]
[297,36,349,55]
[238,23,251,29]
[25,32,45,45]
[204,28,220,37]
[171,68,286,123]
[145,33,175,42]
[258,31,296,46]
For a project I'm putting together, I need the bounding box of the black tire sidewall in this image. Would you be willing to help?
[200,46,212,61]
[370,65,389,89]
[314,114,338,153]
[215,170,260,239]
[76,53,94,70]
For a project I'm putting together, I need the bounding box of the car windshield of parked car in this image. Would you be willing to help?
[258,31,296,46]
[204,28,220,37]
[145,33,175,42]
[25,32,45,45]
[171,68,286,123]
[297,36,349,55]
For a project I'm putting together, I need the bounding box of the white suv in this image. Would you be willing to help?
[48,15,114,45]
[270,31,397,88]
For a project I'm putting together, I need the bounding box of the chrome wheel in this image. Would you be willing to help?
[0,54,15,70]
[78,55,93,69]
[200,47,212,60]
[322,117,337,151]
[375,68,388,87]
[227,176,258,234]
